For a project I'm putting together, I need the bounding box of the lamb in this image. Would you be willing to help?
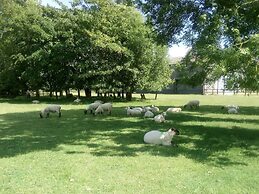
[130,107,143,112]
[166,107,182,113]
[126,107,142,116]
[40,104,61,118]
[84,101,102,114]
[94,102,112,115]
[144,110,154,118]
[153,112,166,123]
[183,100,200,109]
[228,107,238,114]
[144,128,180,146]
[32,100,40,104]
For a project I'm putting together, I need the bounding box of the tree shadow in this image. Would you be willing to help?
[0,106,258,167]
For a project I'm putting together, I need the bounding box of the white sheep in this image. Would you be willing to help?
[228,108,238,114]
[151,105,160,113]
[130,107,144,112]
[94,102,113,115]
[144,128,180,146]
[153,112,166,123]
[166,107,182,113]
[144,110,154,118]
[40,104,61,118]
[222,105,239,110]
[74,98,81,103]
[142,106,152,113]
[126,107,142,116]
[84,101,102,114]
[183,100,200,109]
[32,100,40,104]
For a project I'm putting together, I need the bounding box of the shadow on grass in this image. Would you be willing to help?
[0,106,259,167]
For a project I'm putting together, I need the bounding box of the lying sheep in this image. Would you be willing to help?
[144,128,180,146]
[151,105,159,113]
[40,104,61,118]
[153,112,166,123]
[142,106,152,113]
[94,103,112,115]
[166,107,182,113]
[84,101,102,114]
[74,98,81,103]
[221,105,239,110]
[228,107,238,114]
[144,110,154,118]
[126,107,142,116]
[32,100,40,104]
[183,100,200,109]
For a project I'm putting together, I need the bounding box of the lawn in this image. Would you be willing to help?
[0,94,259,193]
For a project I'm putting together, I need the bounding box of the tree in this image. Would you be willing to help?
[138,0,259,89]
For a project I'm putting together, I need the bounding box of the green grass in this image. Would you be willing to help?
[0,94,259,193]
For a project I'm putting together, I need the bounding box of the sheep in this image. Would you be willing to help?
[130,107,144,112]
[74,98,81,103]
[153,112,166,123]
[228,107,238,114]
[126,107,142,116]
[144,128,180,146]
[150,105,160,113]
[142,106,152,113]
[94,100,104,104]
[144,110,154,118]
[40,104,61,118]
[32,100,40,104]
[84,101,102,114]
[221,105,239,110]
[183,100,200,109]
[166,107,182,113]
[94,102,113,115]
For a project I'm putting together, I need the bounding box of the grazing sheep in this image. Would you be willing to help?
[40,105,61,118]
[228,108,238,114]
[166,107,182,113]
[144,110,154,118]
[126,107,142,116]
[84,101,102,114]
[94,100,104,104]
[183,100,200,109]
[94,103,113,115]
[144,128,180,146]
[153,112,166,123]
[32,100,40,104]
[151,105,160,113]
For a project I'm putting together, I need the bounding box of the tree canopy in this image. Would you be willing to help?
[138,0,259,91]
[0,0,172,99]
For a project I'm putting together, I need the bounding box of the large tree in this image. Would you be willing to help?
[138,0,259,90]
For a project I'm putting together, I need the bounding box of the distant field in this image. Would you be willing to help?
[0,94,259,193]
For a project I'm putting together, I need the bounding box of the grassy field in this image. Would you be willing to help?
[0,94,259,194]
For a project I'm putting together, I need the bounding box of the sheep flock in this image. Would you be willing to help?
[36,97,241,147]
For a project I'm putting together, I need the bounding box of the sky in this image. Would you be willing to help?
[41,0,190,58]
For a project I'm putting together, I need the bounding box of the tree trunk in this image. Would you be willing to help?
[77,89,81,98]
[121,90,125,99]
[126,92,132,101]
[84,88,91,98]
[154,93,158,100]
[36,90,40,98]
[55,91,58,99]
[49,91,53,97]
[59,90,63,97]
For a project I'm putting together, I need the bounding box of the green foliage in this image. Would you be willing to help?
[0,0,172,97]
[138,0,259,90]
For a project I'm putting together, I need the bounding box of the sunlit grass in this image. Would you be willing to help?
[0,94,259,193]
